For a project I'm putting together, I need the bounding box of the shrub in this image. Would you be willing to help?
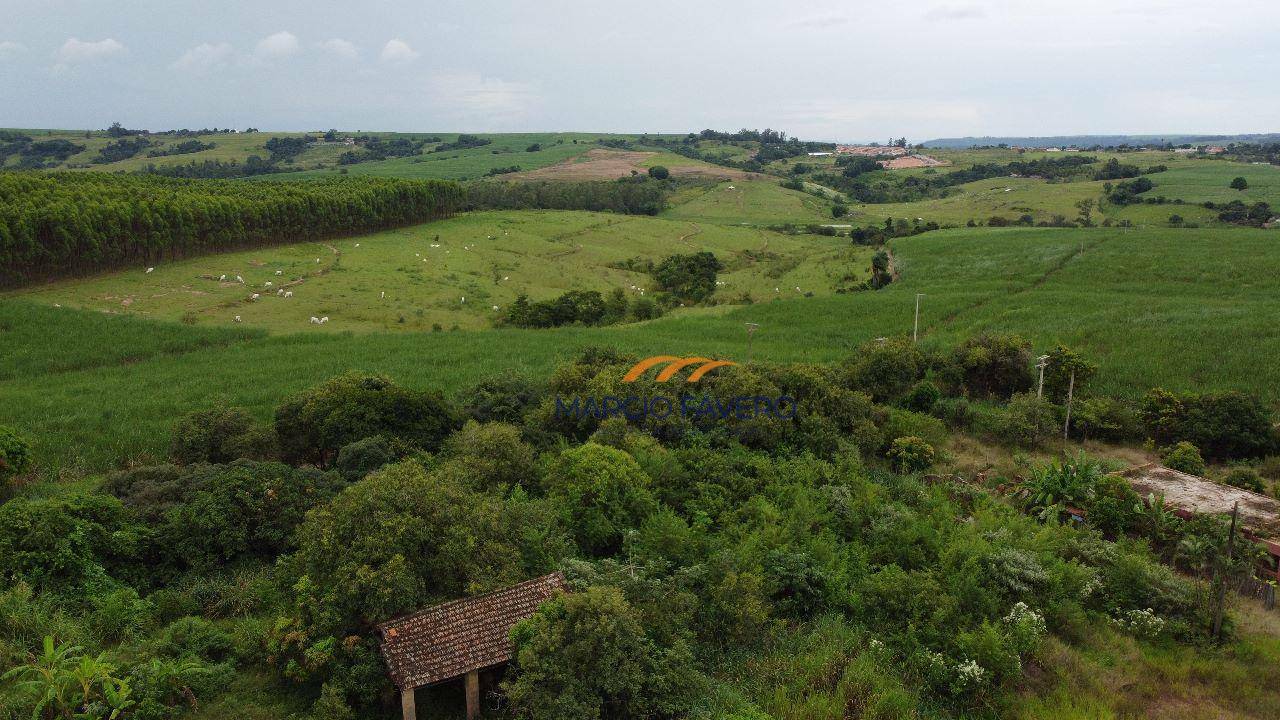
[978,393,1058,448]
[155,616,234,662]
[545,444,656,556]
[504,586,699,720]
[1222,467,1264,494]
[843,337,925,402]
[170,405,272,464]
[1072,397,1140,443]
[651,252,721,302]
[107,460,346,572]
[1042,345,1097,403]
[0,494,140,595]
[1230,176,1248,190]
[1141,389,1274,459]
[285,460,563,636]
[943,334,1033,399]
[886,436,936,473]
[900,380,941,413]
[0,425,31,480]
[439,421,539,489]
[1162,441,1206,476]
[457,372,546,424]
[647,165,670,180]
[275,372,462,466]
[878,410,946,458]
[334,435,397,480]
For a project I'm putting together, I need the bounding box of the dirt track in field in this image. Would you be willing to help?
[509,148,760,181]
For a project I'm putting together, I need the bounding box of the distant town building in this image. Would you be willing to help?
[1204,145,1227,154]
[807,151,833,156]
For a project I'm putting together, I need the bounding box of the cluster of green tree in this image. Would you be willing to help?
[1210,199,1274,227]
[145,140,215,158]
[485,165,523,176]
[140,156,286,178]
[815,156,1098,204]
[651,251,722,301]
[501,288,661,328]
[435,133,491,152]
[360,136,428,159]
[0,133,85,169]
[262,136,310,163]
[1091,157,1142,180]
[106,122,148,138]
[92,137,153,164]
[1102,176,1154,205]
[163,127,239,137]
[6,336,1275,718]
[462,177,670,215]
[1221,142,1280,165]
[850,217,942,245]
[0,173,463,287]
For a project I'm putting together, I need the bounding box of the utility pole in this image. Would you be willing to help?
[913,293,925,342]
[744,322,759,364]
[1212,502,1239,642]
[1036,354,1050,398]
[1062,370,1075,440]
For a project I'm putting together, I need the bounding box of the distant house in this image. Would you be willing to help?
[1204,145,1227,154]
[1043,147,1062,152]
[1173,147,1196,154]
[807,151,833,156]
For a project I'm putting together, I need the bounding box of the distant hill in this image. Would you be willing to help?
[921,133,1280,149]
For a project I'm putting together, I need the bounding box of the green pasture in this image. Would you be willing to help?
[4,210,863,333]
[5,225,1280,470]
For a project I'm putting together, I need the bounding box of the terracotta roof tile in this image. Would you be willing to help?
[377,572,567,689]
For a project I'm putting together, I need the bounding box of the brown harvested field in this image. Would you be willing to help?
[510,148,759,181]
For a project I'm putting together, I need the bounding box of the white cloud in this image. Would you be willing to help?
[924,3,988,21]
[426,73,540,117]
[319,38,359,60]
[380,39,419,64]
[171,42,234,72]
[0,41,26,59]
[55,38,126,68]
[255,31,300,59]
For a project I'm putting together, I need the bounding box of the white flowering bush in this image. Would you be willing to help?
[1003,602,1047,653]
[951,658,987,695]
[1112,607,1165,639]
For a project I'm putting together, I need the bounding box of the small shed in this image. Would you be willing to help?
[378,572,568,720]
[1116,463,1280,580]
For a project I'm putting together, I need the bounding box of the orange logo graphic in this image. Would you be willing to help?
[622,356,737,383]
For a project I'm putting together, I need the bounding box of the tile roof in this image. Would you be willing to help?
[377,572,568,689]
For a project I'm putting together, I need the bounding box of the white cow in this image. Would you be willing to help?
[145,267,154,274]
[284,291,293,298]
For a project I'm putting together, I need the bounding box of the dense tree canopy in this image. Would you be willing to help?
[0,173,462,287]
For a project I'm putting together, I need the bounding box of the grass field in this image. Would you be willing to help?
[663,180,835,225]
[5,224,1280,470]
[5,210,864,332]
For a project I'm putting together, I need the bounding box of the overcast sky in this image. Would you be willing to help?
[1,0,1276,141]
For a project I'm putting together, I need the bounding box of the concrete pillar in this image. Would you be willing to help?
[400,687,416,720]
[465,670,480,720]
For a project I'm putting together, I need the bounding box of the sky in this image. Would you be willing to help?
[1,0,1277,141]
